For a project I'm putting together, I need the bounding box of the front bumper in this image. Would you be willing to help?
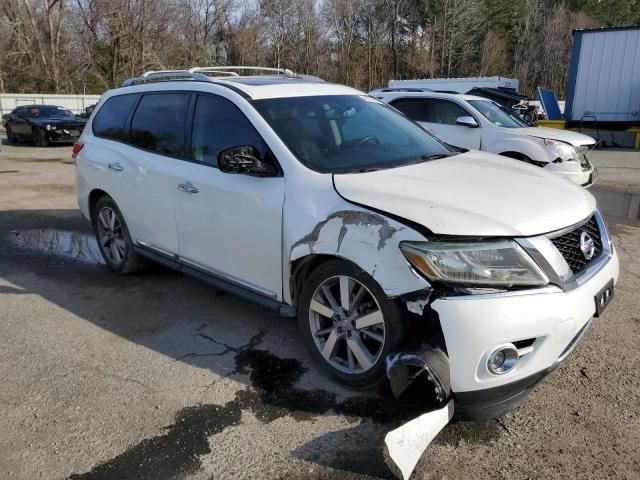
[543,159,594,187]
[46,128,83,143]
[431,244,618,419]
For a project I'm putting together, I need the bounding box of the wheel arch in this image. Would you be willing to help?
[88,188,111,223]
[499,151,527,161]
[486,136,552,164]
[289,254,359,307]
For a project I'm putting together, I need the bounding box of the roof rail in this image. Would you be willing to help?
[187,68,240,77]
[119,65,301,88]
[120,70,213,87]
[188,66,297,77]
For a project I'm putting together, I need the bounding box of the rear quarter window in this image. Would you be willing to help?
[93,94,139,140]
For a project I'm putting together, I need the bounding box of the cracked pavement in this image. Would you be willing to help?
[0,139,639,479]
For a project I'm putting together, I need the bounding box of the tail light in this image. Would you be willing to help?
[72,142,84,163]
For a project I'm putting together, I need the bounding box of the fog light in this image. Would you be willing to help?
[487,345,519,375]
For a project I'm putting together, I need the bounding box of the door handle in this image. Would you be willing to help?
[108,162,123,172]
[178,181,199,194]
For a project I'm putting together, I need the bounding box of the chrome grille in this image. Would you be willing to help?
[550,216,603,274]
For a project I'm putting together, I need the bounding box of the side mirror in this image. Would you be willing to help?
[218,145,277,176]
[456,116,479,128]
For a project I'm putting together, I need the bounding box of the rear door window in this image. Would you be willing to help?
[391,98,471,125]
[129,93,190,157]
[190,94,265,167]
[93,94,139,140]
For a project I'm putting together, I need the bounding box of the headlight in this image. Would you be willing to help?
[544,139,577,161]
[400,240,549,287]
[45,124,51,131]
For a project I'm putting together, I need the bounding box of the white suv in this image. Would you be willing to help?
[371,89,597,187]
[75,67,618,420]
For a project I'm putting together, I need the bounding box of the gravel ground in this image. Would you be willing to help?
[0,139,639,480]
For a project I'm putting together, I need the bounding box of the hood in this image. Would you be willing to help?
[333,151,596,237]
[508,126,595,147]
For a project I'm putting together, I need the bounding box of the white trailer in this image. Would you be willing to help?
[387,76,519,94]
[565,26,640,127]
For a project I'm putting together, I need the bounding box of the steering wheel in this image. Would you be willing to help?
[354,136,380,149]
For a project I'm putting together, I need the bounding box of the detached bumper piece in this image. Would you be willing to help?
[386,345,452,404]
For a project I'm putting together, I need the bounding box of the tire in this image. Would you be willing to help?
[92,196,146,274]
[34,127,49,147]
[6,126,16,144]
[298,259,406,389]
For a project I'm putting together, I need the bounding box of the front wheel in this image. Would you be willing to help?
[34,128,49,147]
[6,126,16,144]
[298,259,405,389]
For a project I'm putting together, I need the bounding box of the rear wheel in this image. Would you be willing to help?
[298,259,405,389]
[93,196,146,274]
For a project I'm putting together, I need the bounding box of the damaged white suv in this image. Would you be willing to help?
[371,89,597,187]
[75,68,618,420]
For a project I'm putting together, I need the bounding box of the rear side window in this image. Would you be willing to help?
[129,93,190,157]
[93,94,138,140]
[191,94,265,166]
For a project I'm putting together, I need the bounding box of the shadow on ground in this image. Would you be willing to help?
[0,209,501,480]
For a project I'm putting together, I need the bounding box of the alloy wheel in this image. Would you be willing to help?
[96,207,126,265]
[308,275,385,374]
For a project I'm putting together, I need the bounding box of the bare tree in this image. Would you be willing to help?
[0,0,617,97]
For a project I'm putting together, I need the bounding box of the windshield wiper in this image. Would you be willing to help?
[406,152,455,165]
[335,152,456,174]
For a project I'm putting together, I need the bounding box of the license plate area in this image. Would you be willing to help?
[69,130,80,137]
[594,280,614,317]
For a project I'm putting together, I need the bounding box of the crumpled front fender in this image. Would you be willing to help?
[287,207,430,301]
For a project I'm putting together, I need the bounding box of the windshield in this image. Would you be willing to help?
[253,95,453,173]
[468,100,527,128]
[25,106,75,118]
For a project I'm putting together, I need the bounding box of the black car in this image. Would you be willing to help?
[3,105,87,147]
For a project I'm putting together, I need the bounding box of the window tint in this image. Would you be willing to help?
[391,98,471,125]
[93,94,139,140]
[130,93,190,156]
[253,95,452,174]
[423,99,470,124]
[191,95,264,166]
[389,98,425,122]
[24,106,75,118]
